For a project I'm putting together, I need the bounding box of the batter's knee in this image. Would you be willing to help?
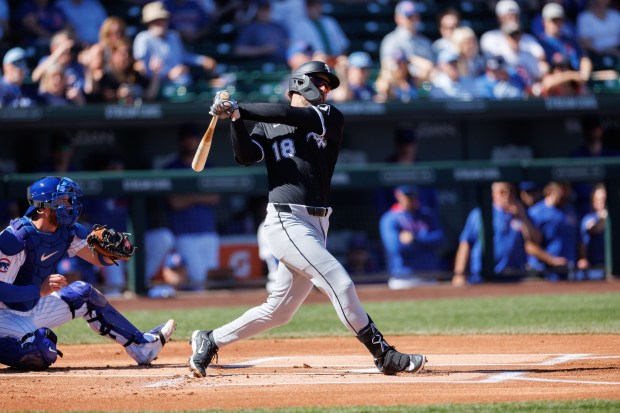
[0,328,62,371]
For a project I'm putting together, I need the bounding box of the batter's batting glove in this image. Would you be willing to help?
[209,99,239,119]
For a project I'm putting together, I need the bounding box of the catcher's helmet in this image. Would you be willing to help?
[26,176,83,226]
[288,60,340,104]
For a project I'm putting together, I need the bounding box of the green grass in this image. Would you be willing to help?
[54,292,620,344]
[18,400,620,412]
[41,292,620,413]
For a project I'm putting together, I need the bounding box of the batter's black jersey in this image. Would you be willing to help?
[230,102,344,207]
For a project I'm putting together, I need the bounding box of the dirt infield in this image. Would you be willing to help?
[2,281,620,411]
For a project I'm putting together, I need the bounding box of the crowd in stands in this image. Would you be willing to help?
[1,0,620,108]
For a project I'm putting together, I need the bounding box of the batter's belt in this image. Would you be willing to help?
[273,203,329,217]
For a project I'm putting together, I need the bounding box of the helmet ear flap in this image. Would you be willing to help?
[289,74,321,104]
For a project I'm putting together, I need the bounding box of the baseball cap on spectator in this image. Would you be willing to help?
[142,1,170,23]
[437,49,459,64]
[287,41,314,60]
[395,1,419,17]
[542,3,565,20]
[348,51,372,68]
[495,0,520,16]
[486,55,508,71]
[3,47,27,68]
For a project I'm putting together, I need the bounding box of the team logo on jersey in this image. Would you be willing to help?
[317,104,330,114]
[0,258,10,272]
[307,132,327,148]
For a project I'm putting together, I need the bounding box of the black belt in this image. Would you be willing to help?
[273,203,329,217]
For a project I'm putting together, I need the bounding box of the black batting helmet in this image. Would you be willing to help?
[288,61,340,103]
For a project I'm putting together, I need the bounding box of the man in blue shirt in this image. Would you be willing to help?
[527,182,580,281]
[379,185,444,289]
[453,182,539,285]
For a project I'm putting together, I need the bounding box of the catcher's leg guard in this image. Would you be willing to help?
[0,328,62,371]
[57,281,147,346]
[356,317,426,375]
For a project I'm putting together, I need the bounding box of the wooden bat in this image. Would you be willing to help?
[191,91,229,172]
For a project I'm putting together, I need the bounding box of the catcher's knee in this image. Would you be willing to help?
[0,328,62,371]
[58,281,108,317]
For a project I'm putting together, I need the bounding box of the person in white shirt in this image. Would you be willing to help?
[480,0,548,77]
[576,0,620,71]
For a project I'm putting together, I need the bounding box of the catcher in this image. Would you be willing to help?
[0,176,175,371]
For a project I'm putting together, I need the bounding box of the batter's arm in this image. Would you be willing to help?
[230,118,264,166]
[236,102,327,133]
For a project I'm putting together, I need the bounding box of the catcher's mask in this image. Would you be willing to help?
[288,60,340,104]
[26,176,83,226]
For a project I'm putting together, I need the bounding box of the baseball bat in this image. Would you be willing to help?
[191,91,229,172]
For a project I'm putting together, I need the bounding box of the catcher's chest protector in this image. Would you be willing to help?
[7,218,74,311]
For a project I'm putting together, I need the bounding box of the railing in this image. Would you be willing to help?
[4,157,619,293]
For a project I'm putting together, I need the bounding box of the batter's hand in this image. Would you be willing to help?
[209,90,238,119]
[40,274,68,296]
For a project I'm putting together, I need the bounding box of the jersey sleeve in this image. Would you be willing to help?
[0,228,38,303]
[67,223,88,257]
[238,102,329,135]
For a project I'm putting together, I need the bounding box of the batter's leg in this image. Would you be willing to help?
[212,262,314,347]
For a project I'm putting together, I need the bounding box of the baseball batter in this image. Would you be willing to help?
[188,61,427,377]
[0,176,175,371]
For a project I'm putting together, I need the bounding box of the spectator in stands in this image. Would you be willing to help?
[577,183,607,280]
[55,0,107,46]
[133,1,217,88]
[163,123,221,290]
[286,40,314,71]
[290,0,349,66]
[526,181,579,281]
[374,50,419,103]
[539,53,589,96]
[474,55,527,99]
[97,16,128,63]
[432,8,460,56]
[0,47,36,108]
[480,0,549,81]
[330,51,376,102]
[380,0,434,84]
[163,0,212,43]
[14,0,68,47]
[37,63,86,106]
[31,29,85,93]
[451,26,485,79]
[232,0,290,66]
[453,181,540,286]
[270,0,307,33]
[576,0,620,72]
[0,0,8,43]
[429,49,479,99]
[380,185,445,289]
[532,0,578,41]
[100,37,162,104]
[538,3,591,80]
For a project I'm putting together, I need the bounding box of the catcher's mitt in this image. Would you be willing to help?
[86,224,136,265]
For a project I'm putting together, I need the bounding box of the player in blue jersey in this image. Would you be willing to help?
[453,181,540,285]
[0,176,175,371]
[379,185,445,289]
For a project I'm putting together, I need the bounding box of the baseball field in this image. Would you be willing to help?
[2,280,620,412]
